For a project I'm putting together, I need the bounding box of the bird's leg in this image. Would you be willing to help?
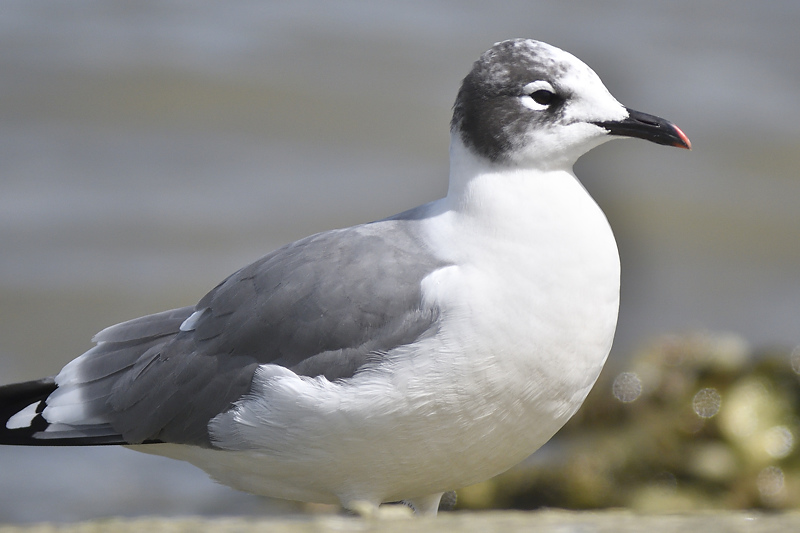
[438,490,458,511]
[405,492,445,516]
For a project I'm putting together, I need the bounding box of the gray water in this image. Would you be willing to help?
[1,0,799,523]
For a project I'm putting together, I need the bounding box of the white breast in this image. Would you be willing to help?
[409,158,621,472]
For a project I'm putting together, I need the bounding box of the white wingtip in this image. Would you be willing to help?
[6,401,41,429]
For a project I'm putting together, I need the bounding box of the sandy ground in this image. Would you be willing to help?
[2,510,800,533]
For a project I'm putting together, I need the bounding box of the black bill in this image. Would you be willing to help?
[594,107,691,150]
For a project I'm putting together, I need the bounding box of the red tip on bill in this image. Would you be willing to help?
[672,124,692,150]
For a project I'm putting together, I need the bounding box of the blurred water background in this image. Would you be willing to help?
[1,0,799,523]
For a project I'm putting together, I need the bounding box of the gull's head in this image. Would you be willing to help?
[451,39,691,170]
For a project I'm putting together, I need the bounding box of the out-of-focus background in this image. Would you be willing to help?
[1,0,799,523]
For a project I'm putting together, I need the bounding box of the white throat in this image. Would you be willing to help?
[442,134,602,234]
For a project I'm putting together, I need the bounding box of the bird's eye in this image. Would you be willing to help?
[520,81,557,111]
[530,89,555,106]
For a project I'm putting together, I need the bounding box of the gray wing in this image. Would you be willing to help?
[35,214,446,447]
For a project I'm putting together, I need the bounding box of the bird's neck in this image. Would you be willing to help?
[444,135,587,227]
[435,134,618,288]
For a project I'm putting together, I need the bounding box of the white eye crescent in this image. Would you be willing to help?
[520,81,556,111]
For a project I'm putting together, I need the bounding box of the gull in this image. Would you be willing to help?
[0,39,690,516]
